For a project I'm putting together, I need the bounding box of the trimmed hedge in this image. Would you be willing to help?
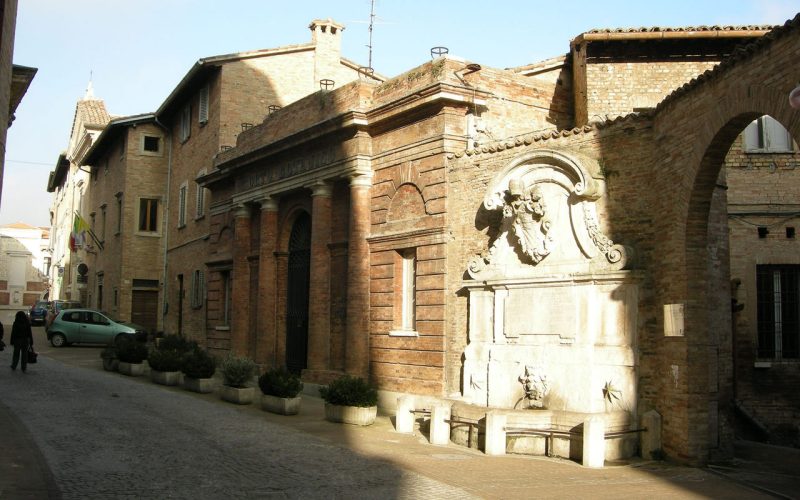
[319,375,378,407]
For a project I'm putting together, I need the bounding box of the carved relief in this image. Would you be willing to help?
[517,365,549,409]
[467,149,630,280]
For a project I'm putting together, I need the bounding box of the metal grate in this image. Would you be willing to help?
[757,265,800,359]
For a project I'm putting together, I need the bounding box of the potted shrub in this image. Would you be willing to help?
[148,348,183,386]
[181,347,216,393]
[100,345,119,372]
[116,336,148,376]
[219,355,257,405]
[319,375,379,426]
[258,368,303,415]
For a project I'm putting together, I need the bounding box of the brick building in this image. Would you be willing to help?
[154,19,381,344]
[80,114,168,334]
[202,19,800,465]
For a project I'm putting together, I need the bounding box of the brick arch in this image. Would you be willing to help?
[276,201,312,253]
[646,23,800,463]
[386,183,427,222]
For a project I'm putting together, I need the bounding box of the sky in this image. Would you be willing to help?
[2,0,798,228]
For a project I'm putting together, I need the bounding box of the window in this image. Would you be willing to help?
[100,205,107,242]
[195,169,206,218]
[143,135,160,153]
[199,85,209,124]
[757,265,800,360]
[190,269,205,309]
[178,183,187,227]
[744,116,794,153]
[120,132,127,158]
[390,249,417,336]
[113,288,118,307]
[180,104,191,142]
[221,270,231,326]
[139,198,159,232]
[115,193,123,234]
[97,273,104,310]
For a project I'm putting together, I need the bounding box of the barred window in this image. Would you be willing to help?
[757,265,800,360]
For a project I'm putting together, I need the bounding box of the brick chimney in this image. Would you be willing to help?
[309,19,344,89]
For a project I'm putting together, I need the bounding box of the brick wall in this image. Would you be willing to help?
[86,122,167,328]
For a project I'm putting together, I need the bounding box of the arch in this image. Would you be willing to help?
[646,27,800,463]
[386,183,427,222]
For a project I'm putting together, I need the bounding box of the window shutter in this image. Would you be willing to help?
[743,119,761,151]
[178,185,187,226]
[199,86,209,124]
[764,116,792,152]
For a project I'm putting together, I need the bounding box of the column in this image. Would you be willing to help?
[307,181,332,372]
[257,197,279,367]
[231,204,251,356]
[345,173,372,377]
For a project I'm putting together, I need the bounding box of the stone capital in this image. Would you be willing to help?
[233,204,251,219]
[309,181,333,197]
[259,197,279,212]
[349,172,373,188]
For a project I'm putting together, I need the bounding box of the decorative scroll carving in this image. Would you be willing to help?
[583,203,627,267]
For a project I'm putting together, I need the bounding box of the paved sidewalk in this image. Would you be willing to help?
[1,352,797,499]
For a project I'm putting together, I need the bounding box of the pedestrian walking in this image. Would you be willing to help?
[0,318,5,351]
[10,311,34,373]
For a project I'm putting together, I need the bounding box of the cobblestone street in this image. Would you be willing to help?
[1,354,473,499]
[0,316,796,499]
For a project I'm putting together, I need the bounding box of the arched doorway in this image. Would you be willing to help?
[286,212,311,374]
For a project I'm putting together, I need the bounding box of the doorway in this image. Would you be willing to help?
[286,212,311,374]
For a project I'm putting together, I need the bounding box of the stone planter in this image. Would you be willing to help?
[221,385,255,405]
[261,394,301,415]
[183,376,216,394]
[324,403,377,426]
[118,361,144,376]
[151,370,181,386]
[102,358,119,372]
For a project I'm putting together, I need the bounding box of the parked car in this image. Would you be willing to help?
[44,300,82,331]
[28,300,51,325]
[47,308,146,347]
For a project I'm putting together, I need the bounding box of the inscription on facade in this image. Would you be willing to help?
[237,146,339,192]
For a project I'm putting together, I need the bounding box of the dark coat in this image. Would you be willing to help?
[10,319,32,348]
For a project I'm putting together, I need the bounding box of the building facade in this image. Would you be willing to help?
[0,222,48,307]
[155,19,381,344]
[81,114,168,333]
[46,90,110,305]
[202,21,800,464]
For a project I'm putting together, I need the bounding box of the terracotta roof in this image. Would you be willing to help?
[656,13,800,111]
[2,222,40,230]
[452,113,651,158]
[583,25,776,34]
[76,99,110,128]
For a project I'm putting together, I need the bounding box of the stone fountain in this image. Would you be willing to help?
[459,149,641,460]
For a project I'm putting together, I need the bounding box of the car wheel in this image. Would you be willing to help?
[50,333,67,348]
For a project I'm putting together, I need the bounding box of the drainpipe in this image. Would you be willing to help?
[155,116,172,335]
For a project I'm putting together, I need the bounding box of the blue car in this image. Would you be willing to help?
[28,300,50,326]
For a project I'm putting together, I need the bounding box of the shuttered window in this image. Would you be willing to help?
[744,116,794,153]
[198,85,209,124]
[178,183,187,227]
